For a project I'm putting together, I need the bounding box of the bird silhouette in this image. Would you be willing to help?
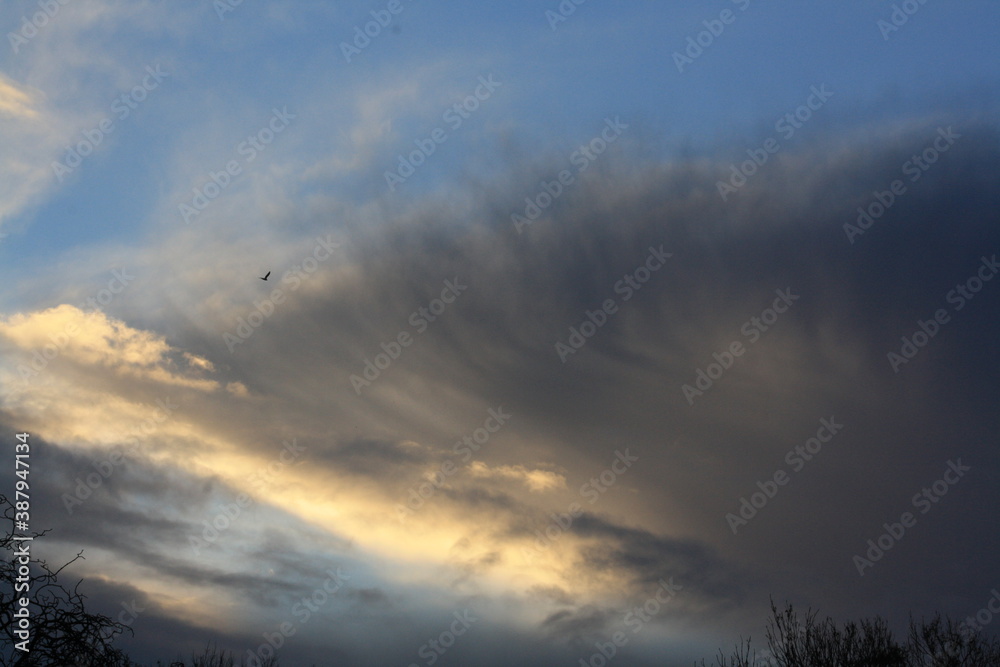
[260,271,270,281]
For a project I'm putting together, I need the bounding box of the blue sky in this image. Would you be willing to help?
[5,1,999,272]
[1,1,999,666]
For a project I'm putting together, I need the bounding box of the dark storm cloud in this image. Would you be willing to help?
[205,112,998,640]
[443,483,747,605]
[541,604,620,647]
[315,436,439,480]
[572,513,745,603]
[4,107,999,665]
[206,119,997,437]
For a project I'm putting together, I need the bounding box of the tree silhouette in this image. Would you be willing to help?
[0,493,133,666]
[699,599,1000,667]
[0,491,285,666]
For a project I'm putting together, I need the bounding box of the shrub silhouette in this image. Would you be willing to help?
[151,643,281,667]
[17,481,997,667]
[699,599,1000,666]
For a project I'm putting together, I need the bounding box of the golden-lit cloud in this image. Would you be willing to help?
[0,74,40,120]
[225,381,249,397]
[0,305,218,391]
[467,461,567,492]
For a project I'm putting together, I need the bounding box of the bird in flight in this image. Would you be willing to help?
[260,271,271,281]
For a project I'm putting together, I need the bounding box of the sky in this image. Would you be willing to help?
[0,1,999,665]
